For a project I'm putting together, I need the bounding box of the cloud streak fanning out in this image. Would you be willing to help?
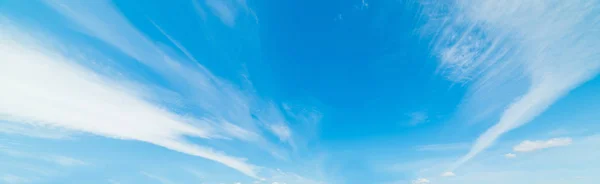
[0,21,258,177]
[0,0,301,179]
[421,0,600,170]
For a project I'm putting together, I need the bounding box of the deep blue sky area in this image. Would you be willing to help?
[254,0,466,141]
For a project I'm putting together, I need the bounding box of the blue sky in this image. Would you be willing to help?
[1,0,600,184]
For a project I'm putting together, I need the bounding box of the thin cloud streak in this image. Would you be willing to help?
[141,172,175,184]
[416,143,470,152]
[0,121,73,140]
[421,0,600,170]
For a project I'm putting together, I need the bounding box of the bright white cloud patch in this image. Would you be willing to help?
[513,137,572,152]
[412,178,430,184]
[421,0,600,170]
[504,153,517,158]
[441,171,455,177]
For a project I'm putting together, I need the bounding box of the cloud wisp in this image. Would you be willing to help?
[504,153,517,159]
[1,174,29,184]
[513,137,572,153]
[416,142,470,152]
[421,0,600,170]
[412,178,430,184]
[141,172,175,184]
[441,171,455,177]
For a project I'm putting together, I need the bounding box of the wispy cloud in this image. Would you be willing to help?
[0,18,258,178]
[421,0,600,170]
[548,128,588,136]
[360,0,369,10]
[404,134,600,184]
[203,0,258,27]
[141,172,175,184]
[1,0,310,179]
[513,137,572,152]
[0,142,86,167]
[416,142,470,152]
[412,178,430,184]
[192,0,208,22]
[269,124,292,142]
[1,174,29,184]
[262,168,326,184]
[407,112,429,126]
[0,121,73,140]
[504,153,517,159]
[441,171,455,177]
[205,0,237,26]
[47,156,87,167]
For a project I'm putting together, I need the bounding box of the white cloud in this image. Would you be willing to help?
[504,153,517,158]
[0,142,86,167]
[0,20,258,178]
[10,0,300,178]
[203,0,258,27]
[513,137,572,152]
[252,104,295,147]
[192,0,208,21]
[205,0,237,26]
[280,102,323,150]
[360,0,369,10]
[41,0,297,148]
[441,171,455,177]
[421,0,600,170]
[269,124,292,142]
[412,178,430,184]
[48,155,87,166]
[388,135,600,184]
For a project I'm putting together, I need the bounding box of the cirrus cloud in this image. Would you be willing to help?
[513,137,572,153]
